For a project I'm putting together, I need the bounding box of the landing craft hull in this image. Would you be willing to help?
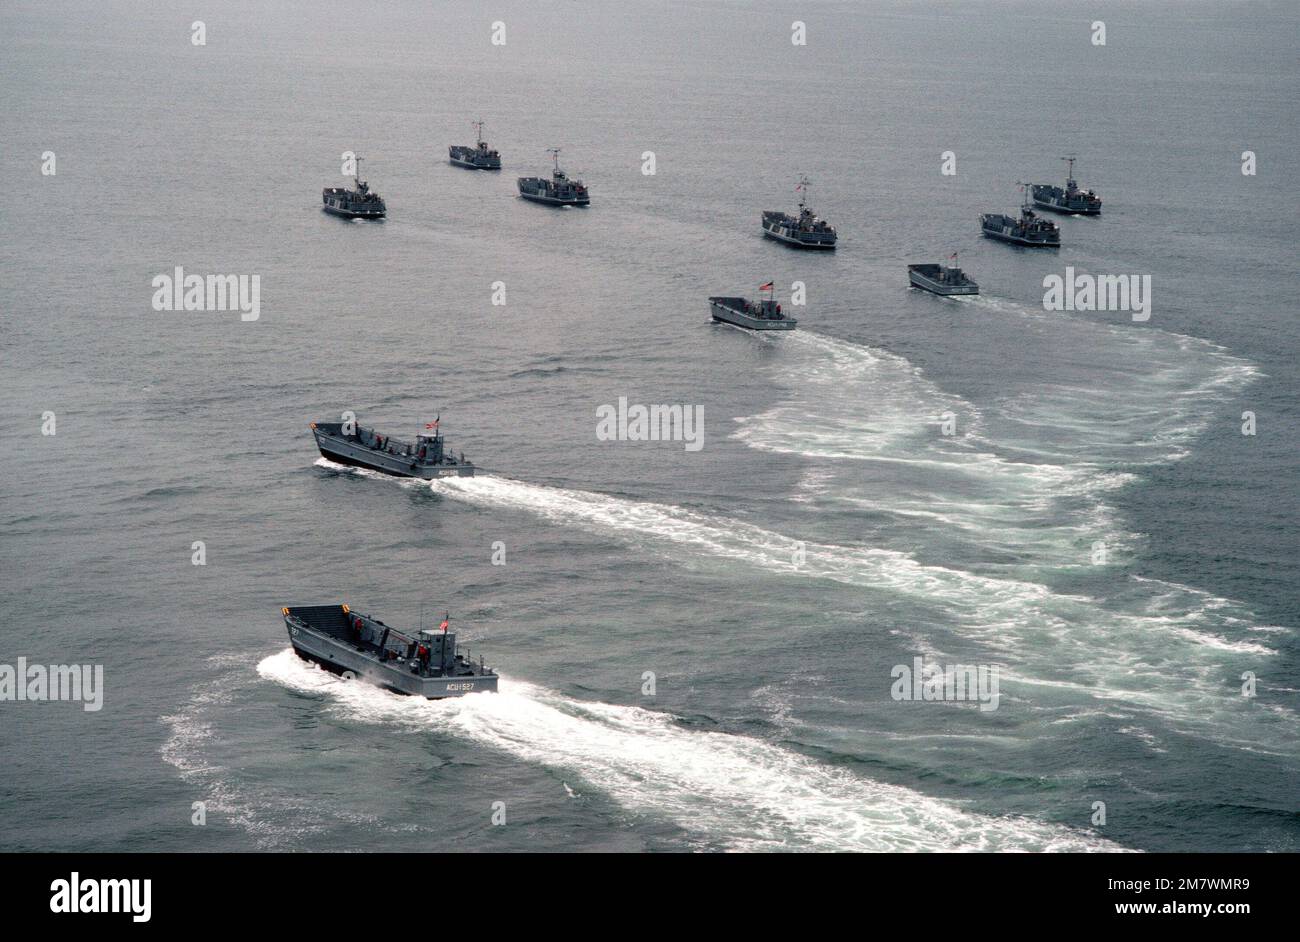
[322,204,386,219]
[287,625,497,698]
[1032,199,1101,216]
[518,191,589,206]
[981,229,1060,247]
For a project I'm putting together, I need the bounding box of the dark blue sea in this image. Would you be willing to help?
[2,0,1296,851]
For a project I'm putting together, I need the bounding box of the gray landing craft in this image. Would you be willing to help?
[322,156,386,218]
[908,254,979,296]
[709,282,797,330]
[762,175,837,249]
[312,417,474,478]
[1031,157,1101,215]
[981,184,1061,247]
[518,148,589,205]
[283,604,497,698]
[449,121,502,170]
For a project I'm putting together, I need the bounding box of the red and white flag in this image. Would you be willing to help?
[439,615,449,632]
[425,420,439,430]
[759,281,774,291]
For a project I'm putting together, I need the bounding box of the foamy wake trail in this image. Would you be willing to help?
[734,325,1258,569]
[258,649,1123,852]
[955,296,1260,465]
[428,475,1289,742]
[732,330,1140,566]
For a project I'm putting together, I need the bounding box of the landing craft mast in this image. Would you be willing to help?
[1061,155,1077,189]
[548,147,561,175]
[1016,181,1033,213]
[473,120,485,147]
[796,174,811,212]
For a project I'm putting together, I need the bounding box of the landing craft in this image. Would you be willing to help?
[283,604,497,698]
[709,282,798,330]
[311,416,474,478]
[761,175,837,249]
[322,155,387,218]
[908,253,979,296]
[981,183,1061,247]
[1031,156,1102,215]
[518,148,589,205]
[449,120,502,170]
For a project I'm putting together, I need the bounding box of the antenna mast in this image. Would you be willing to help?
[1061,155,1077,189]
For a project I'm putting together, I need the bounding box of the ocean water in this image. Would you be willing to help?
[1,0,1297,852]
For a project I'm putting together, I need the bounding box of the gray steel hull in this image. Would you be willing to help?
[449,150,501,170]
[981,228,1059,247]
[287,623,497,698]
[518,190,589,206]
[322,203,386,219]
[1032,198,1101,216]
[314,429,474,478]
[709,299,797,330]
